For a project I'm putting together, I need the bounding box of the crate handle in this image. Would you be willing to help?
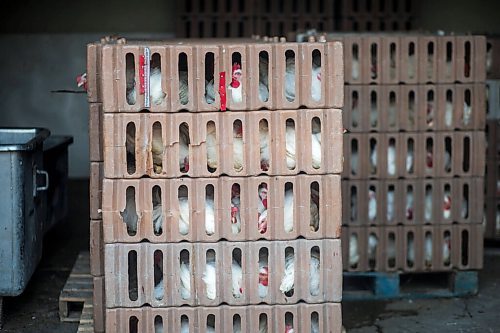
[36,169,49,192]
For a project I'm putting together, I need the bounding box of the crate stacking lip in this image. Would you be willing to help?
[342,177,484,226]
[293,33,486,85]
[341,224,483,273]
[104,239,342,308]
[102,174,341,243]
[103,109,343,179]
[105,303,342,333]
[342,131,485,180]
[89,39,344,112]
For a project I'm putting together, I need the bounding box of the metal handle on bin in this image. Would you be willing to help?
[36,170,49,192]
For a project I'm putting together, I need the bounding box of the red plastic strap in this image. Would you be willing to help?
[139,55,145,95]
[219,71,226,111]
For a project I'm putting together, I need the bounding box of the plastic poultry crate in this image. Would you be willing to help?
[341,224,484,273]
[104,239,342,308]
[102,109,343,179]
[87,39,344,112]
[43,135,73,233]
[342,177,484,226]
[102,174,341,243]
[105,303,342,333]
[0,128,50,297]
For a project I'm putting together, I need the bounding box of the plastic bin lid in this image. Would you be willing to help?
[0,128,50,152]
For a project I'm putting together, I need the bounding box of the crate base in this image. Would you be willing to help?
[343,270,478,301]
[59,252,92,322]
[77,301,94,333]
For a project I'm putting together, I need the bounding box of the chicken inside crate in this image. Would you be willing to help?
[104,240,342,308]
[102,174,341,243]
[104,108,343,179]
[92,38,344,113]
[106,303,342,333]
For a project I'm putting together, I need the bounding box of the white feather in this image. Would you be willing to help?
[179,261,191,299]
[279,251,295,295]
[232,259,243,298]
[202,258,216,300]
[285,123,296,169]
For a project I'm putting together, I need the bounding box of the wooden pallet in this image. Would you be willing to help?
[77,301,94,332]
[343,270,478,301]
[59,252,93,323]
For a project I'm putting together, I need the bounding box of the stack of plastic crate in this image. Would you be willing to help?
[288,32,486,294]
[87,37,345,332]
[485,36,500,239]
[339,33,486,278]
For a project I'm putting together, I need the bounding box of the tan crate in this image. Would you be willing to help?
[342,132,485,180]
[102,109,343,179]
[105,303,342,333]
[342,178,484,226]
[342,224,483,273]
[104,239,342,308]
[95,40,343,112]
[102,175,341,243]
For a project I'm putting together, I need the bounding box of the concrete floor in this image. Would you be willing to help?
[1,180,499,333]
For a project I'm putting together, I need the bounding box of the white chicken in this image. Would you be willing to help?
[126,125,164,174]
[352,58,360,80]
[232,259,243,298]
[178,195,190,235]
[231,185,242,234]
[152,188,163,235]
[258,264,269,298]
[179,124,190,172]
[155,319,164,333]
[406,190,414,220]
[205,191,215,236]
[424,233,433,267]
[229,63,243,103]
[310,186,320,232]
[443,233,451,266]
[311,314,320,333]
[206,121,218,171]
[350,147,359,175]
[279,251,295,296]
[370,142,377,174]
[387,188,394,221]
[370,100,378,127]
[257,184,268,234]
[120,188,138,235]
[284,56,322,102]
[311,118,322,169]
[285,120,296,169]
[406,147,414,173]
[387,143,396,175]
[259,120,270,171]
[233,122,244,172]
[284,187,294,233]
[368,189,377,221]
[445,99,453,127]
[202,253,217,300]
[443,194,452,219]
[179,260,191,299]
[179,316,190,333]
[367,234,378,268]
[463,101,472,125]
[426,102,434,127]
[125,66,166,106]
[424,188,433,222]
[309,248,321,296]
[348,234,360,268]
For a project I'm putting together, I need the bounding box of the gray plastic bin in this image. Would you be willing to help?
[0,128,50,297]
[43,136,73,233]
